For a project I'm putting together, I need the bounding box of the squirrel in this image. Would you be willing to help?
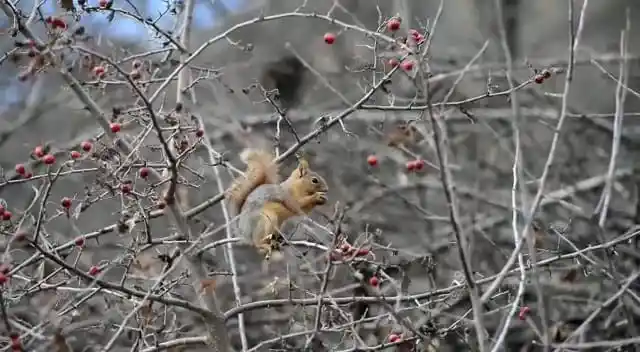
[226,149,329,259]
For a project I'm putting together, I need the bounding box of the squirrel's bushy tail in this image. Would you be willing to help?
[226,149,279,215]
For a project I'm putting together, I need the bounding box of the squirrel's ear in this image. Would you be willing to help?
[295,153,310,177]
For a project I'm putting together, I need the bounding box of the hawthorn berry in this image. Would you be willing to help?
[15,164,25,175]
[323,32,336,45]
[74,237,85,247]
[195,128,204,137]
[0,264,10,274]
[406,161,416,172]
[24,172,32,179]
[401,60,414,71]
[81,141,92,152]
[139,167,150,179]
[93,65,106,78]
[43,154,56,165]
[0,273,7,285]
[110,122,121,133]
[367,155,378,167]
[414,159,425,171]
[534,74,545,84]
[98,0,112,9]
[2,211,12,221]
[88,266,100,276]
[409,29,425,44]
[388,333,401,343]
[10,338,21,351]
[387,18,401,31]
[368,276,379,287]
[49,17,67,29]
[518,306,530,320]
[61,197,72,209]
[34,145,45,158]
[13,231,27,242]
[356,248,370,256]
[121,184,132,194]
[70,151,81,159]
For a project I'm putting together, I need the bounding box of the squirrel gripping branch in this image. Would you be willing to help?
[226,149,329,259]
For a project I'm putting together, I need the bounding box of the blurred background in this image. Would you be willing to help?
[2,0,640,350]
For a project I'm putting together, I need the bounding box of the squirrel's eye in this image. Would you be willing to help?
[311,177,319,184]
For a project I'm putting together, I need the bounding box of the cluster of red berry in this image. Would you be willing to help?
[367,155,426,173]
[330,242,371,261]
[0,204,12,222]
[44,16,67,30]
[533,69,552,84]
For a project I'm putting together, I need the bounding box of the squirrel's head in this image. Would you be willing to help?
[285,160,328,195]
[299,171,329,195]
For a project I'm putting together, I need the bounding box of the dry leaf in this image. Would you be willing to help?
[200,279,217,294]
[58,0,75,11]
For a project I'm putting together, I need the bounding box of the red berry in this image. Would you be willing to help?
[401,60,414,71]
[195,128,204,137]
[534,74,544,84]
[518,306,530,320]
[323,32,336,45]
[368,276,379,287]
[0,273,7,285]
[139,167,150,179]
[93,66,106,78]
[356,248,370,256]
[110,122,121,133]
[329,252,341,261]
[15,164,25,175]
[88,266,100,276]
[43,154,55,165]
[61,197,72,209]
[24,172,32,179]
[70,151,81,159]
[0,264,10,274]
[388,58,399,67]
[34,145,45,158]
[121,184,132,194]
[387,18,401,31]
[542,70,552,79]
[367,155,378,167]
[10,338,21,351]
[409,29,422,40]
[81,141,92,152]
[51,17,67,29]
[388,333,401,343]
[414,159,425,171]
[74,236,85,247]
[2,211,12,221]
[9,332,18,341]
[13,231,27,242]
[98,0,111,8]
[406,161,416,172]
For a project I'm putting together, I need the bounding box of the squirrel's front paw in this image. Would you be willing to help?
[313,192,328,205]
